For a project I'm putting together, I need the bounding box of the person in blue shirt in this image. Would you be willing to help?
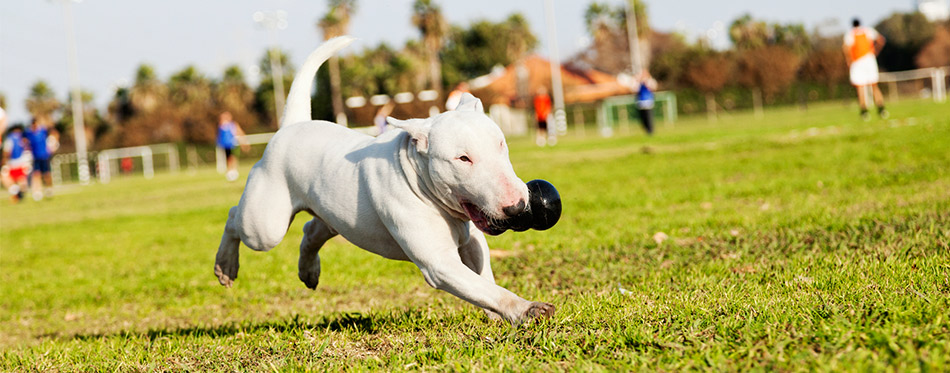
[217,111,249,181]
[2,125,31,203]
[24,117,59,200]
[635,70,657,136]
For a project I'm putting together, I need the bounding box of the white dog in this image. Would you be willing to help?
[214,36,554,325]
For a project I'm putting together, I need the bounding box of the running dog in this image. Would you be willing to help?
[214,36,554,325]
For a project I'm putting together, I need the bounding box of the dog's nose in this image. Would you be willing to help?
[502,199,527,217]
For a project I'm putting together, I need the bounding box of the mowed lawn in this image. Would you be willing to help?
[1,100,948,371]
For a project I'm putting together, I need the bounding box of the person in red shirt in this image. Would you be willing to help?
[843,18,887,121]
[533,86,552,146]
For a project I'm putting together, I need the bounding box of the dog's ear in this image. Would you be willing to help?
[388,117,430,154]
[455,93,484,113]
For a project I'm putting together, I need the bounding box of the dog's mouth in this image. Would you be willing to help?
[461,201,505,236]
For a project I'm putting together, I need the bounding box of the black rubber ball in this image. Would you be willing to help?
[525,179,561,230]
[494,179,561,233]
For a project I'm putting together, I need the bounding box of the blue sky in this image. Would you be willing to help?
[1,0,913,123]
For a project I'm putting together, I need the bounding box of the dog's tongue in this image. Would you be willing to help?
[462,203,500,235]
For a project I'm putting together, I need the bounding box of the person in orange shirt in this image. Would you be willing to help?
[533,86,552,146]
[843,18,887,121]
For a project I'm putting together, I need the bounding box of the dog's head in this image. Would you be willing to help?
[389,93,529,235]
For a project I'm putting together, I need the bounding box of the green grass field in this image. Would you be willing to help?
[1,100,949,371]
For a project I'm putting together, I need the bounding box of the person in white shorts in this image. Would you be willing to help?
[843,18,887,121]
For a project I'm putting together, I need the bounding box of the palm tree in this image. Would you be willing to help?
[214,65,258,131]
[130,64,168,113]
[318,0,356,125]
[169,65,215,143]
[503,14,535,64]
[412,0,447,95]
[26,80,61,121]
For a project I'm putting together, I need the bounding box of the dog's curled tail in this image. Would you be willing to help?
[281,35,356,128]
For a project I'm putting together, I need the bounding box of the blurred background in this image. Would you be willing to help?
[1,0,947,183]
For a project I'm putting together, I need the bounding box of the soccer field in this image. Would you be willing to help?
[1,100,948,370]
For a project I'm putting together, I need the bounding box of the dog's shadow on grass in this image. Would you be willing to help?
[67,312,381,342]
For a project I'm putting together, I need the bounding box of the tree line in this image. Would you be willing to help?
[5,1,948,152]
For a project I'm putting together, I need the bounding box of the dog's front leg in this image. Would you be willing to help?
[458,224,504,321]
[417,250,554,325]
[389,217,554,325]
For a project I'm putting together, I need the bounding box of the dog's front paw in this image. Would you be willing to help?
[214,263,237,288]
[523,302,555,321]
[298,270,320,290]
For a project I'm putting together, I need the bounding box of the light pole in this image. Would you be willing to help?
[543,0,567,140]
[61,0,90,185]
[254,10,288,127]
[625,0,643,74]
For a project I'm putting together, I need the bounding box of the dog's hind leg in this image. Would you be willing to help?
[235,172,295,253]
[298,217,337,289]
[215,169,295,287]
[214,206,241,287]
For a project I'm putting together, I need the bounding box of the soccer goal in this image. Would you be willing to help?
[878,66,948,103]
[96,143,179,183]
[51,143,180,185]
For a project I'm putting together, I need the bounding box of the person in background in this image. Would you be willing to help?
[24,117,58,201]
[533,86,552,147]
[217,111,250,182]
[635,69,657,136]
[1,125,31,203]
[843,17,887,121]
[444,81,470,111]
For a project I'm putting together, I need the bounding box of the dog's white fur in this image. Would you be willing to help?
[214,36,554,325]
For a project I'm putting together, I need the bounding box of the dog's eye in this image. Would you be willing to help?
[458,155,472,164]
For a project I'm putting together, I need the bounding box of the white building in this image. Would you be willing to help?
[918,0,950,21]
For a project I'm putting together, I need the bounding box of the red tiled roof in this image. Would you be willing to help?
[471,55,632,106]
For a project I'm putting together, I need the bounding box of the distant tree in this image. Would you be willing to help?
[729,14,771,50]
[130,64,167,113]
[773,23,810,55]
[647,30,689,88]
[412,0,448,93]
[441,14,539,87]
[683,50,734,120]
[501,14,535,64]
[254,49,295,129]
[730,14,810,54]
[799,42,849,92]
[168,65,215,143]
[683,51,733,94]
[109,64,176,147]
[875,12,936,71]
[60,90,104,151]
[572,1,649,74]
[916,25,950,68]
[736,45,801,101]
[25,81,60,120]
[214,65,259,132]
[318,0,357,124]
[340,43,419,97]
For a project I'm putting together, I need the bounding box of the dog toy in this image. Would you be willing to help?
[489,179,561,234]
